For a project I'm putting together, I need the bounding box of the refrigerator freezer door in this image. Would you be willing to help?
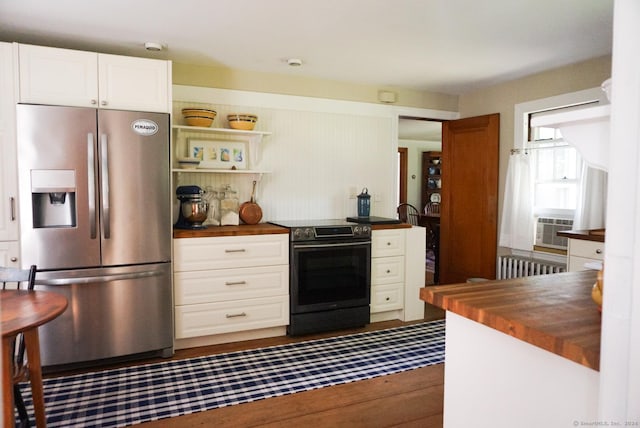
[97,110,171,265]
[35,263,173,367]
[17,104,101,269]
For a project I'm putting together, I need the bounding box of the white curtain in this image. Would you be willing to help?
[573,162,608,229]
[499,152,534,251]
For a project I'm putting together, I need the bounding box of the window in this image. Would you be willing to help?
[508,87,607,253]
[528,123,581,219]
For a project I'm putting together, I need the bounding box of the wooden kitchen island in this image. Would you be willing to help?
[420,270,601,428]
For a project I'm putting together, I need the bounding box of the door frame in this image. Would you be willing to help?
[398,147,408,205]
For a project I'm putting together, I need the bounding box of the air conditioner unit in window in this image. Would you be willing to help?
[535,217,573,250]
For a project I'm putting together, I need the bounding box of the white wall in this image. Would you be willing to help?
[173,85,457,221]
[599,0,640,420]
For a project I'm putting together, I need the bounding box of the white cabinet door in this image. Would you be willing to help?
[0,42,19,242]
[18,44,171,113]
[18,44,99,107]
[0,241,20,268]
[98,53,170,112]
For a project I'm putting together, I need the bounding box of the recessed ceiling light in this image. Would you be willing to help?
[144,42,163,52]
[287,58,303,67]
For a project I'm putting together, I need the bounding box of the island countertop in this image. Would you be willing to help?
[420,270,601,370]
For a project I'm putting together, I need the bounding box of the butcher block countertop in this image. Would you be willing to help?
[420,270,601,371]
[173,221,411,238]
[173,223,289,238]
[557,228,605,243]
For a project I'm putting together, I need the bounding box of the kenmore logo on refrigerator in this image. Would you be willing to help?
[131,119,159,136]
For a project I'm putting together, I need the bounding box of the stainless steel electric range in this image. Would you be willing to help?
[269,219,372,336]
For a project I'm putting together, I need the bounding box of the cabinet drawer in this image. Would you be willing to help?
[568,255,602,272]
[174,265,288,305]
[175,295,289,339]
[372,229,405,258]
[371,256,405,285]
[174,234,289,271]
[569,239,604,260]
[371,283,403,313]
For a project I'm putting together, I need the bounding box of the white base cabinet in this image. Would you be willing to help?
[370,227,426,322]
[18,43,171,113]
[173,234,289,343]
[567,238,605,272]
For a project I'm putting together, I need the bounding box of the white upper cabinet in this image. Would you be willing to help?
[18,44,171,113]
[98,53,170,112]
[18,44,99,107]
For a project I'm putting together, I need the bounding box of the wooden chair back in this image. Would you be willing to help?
[397,203,420,225]
[0,264,37,426]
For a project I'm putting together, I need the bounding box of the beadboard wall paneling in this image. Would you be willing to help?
[172,86,458,222]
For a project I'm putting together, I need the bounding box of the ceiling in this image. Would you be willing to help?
[0,0,613,96]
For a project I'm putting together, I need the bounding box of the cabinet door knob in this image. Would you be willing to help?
[10,257,18,262]
[101,100,108,106]
[596,249,602,254]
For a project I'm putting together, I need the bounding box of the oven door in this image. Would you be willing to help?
[290,239,371,314]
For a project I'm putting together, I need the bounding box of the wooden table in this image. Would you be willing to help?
[1,290,68,428]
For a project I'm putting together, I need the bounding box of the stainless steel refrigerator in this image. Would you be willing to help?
[16,104,173,368]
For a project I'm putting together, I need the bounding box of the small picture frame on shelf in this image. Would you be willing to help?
[188,139,247,169]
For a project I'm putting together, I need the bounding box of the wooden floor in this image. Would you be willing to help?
[144,320,444,427]
[52,318,445,427]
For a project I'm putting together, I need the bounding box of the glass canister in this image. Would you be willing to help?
[203,186,220,226]
[220,184,240,225]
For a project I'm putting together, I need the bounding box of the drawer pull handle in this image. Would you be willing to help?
[225,249,246,253]
[596,249,602,254]
[386,269,391,274]
[226,312,247,319]
[385,297,390,301]
[386,242,391,246]
[225,281,247,286]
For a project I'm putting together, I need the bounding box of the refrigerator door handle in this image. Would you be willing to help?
[35,269,164,286]
[87,133,97,239]
[100,133,111,239]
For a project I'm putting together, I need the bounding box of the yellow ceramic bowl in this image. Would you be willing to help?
[184,116,214,127]
[182,108,216,119]
[227,114,258,130]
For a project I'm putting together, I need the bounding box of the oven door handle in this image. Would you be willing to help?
[293,241,370,249]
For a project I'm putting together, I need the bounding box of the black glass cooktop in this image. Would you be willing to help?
[269,219,356,228]
[346,216,401,225]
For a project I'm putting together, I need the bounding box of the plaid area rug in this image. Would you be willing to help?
[19,319,445,427]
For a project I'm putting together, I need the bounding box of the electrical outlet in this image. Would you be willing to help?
[349,186,358,199]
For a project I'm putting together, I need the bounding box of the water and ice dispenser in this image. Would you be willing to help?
[30,170,77,228]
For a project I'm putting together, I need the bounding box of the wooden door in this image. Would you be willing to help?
[439,114,499,284]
